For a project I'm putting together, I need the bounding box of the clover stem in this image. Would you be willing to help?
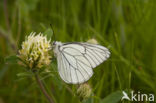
[35,73,54,103]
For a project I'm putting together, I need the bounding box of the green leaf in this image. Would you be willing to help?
[5,55,19,64]
[100,91,123,103]
[44,28,53,40]
[82,97,94,103]
[17,72,33,77]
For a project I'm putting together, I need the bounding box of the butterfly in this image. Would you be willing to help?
[52,41,110,84]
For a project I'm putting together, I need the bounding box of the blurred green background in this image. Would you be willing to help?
[0,0,156,103]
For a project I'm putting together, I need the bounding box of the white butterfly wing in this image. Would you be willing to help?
[56,42,110,84]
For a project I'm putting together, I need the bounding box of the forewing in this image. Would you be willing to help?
[80,43,110,68]
[57,42,110,84]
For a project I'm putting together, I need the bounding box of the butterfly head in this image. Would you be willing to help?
[52,41,62,46]
[52,41,62,56]
[52,41,56,46]
[52,41,62,50]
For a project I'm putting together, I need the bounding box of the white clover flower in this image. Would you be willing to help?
[77,83,92,100]
[18,32,51,69]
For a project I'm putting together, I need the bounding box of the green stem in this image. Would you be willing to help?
[35,73,54,103]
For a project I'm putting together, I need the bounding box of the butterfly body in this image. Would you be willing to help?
[52,41,110,84]
[52,41,62,56]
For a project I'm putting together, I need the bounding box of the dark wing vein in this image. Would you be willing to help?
[61,54,70,83]
[92,49,104,61]
[86,49,101,64]
[84,44,110,59]
[62,47,84,54]
[77,62,90,79]
[63,48,91,68]
[61,52,87,83]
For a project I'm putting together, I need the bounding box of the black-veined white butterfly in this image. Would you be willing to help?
[52,41,110,84]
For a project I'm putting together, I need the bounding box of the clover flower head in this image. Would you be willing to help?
[87,38,98,44]
[77,83,92,100]
[18,32,51,69]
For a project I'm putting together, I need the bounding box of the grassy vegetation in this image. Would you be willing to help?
[0,0,156,103]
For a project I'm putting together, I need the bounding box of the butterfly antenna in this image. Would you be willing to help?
[50,24,56,42]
